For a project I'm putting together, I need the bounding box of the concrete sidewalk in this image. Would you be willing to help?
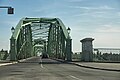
[54,59,120,72]
[72,62,120,72]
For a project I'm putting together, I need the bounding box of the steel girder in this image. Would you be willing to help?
[10,17,71,61]
[47,23,66,59]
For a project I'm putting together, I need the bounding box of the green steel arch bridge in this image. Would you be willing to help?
[10,17,72,61]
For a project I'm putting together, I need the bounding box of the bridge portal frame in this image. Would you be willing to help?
[10,18,72,61]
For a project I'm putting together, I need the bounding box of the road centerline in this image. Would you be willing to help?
[40,58,44,68]
[69,75,83,80]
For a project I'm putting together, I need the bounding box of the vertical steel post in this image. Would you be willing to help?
[62,34,65,60]
[43,41,47,53]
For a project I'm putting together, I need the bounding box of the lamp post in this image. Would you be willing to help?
[10,27,16,61]
[66,27,72,61]
[67,27,71,35]
[11,27,15,35]
[0,6,14,14]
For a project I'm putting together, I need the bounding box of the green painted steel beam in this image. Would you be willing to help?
[10,17,71,61]
[12,17,69,40]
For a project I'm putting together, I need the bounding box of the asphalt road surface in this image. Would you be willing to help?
[0,57,120,80]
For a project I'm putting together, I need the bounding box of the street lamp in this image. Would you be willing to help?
[67,27,71,39]
[11,27,15,35]
[10,26,16,61]
[66,27,72,61]
[67,27,71,34]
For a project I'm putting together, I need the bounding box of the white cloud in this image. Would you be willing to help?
[72,11,107,18]
[100,5,115,10]
[34,9,44,12]
[118,12,120,16]
[69,5,114,18]
[0,20,18,28]
[93,33,120,48]
[34,7,50,12]
[69,5,114,10]
[94,12,106,14]
[96,25,120,33]
[83,25,120,48]
[71,24,120,52]
[67,0,83,2]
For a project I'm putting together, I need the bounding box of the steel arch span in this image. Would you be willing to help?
[10,17,72,61]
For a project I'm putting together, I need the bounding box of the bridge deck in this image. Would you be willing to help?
[0,57,119,80]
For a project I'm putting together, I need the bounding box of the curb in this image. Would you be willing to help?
[53,59,120,72]
[0,62,18,67]
[73,63,120,72]
[18,56,36,62]
[0,57,36,67]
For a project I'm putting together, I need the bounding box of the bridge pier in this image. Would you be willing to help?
[80,38,94,62]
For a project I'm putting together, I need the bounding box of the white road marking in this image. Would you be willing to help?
[0,62,18,66]
[69,75,83,80]
[40,58,44,68]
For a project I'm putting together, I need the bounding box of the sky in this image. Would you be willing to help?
[0,0,120,52]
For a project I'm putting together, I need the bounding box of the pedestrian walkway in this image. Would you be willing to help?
[54,59,120,71]
[73,62,120,71]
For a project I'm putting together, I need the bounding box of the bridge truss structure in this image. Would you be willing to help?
[10,18,72,61]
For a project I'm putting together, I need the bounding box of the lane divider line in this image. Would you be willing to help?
[69,75,83,80]
[40,58,44,68]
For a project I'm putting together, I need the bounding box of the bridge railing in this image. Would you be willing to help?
[93,48,120,62]
[73,48,120,62]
